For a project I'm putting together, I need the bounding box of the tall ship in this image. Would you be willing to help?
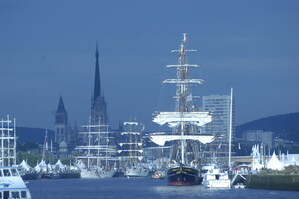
[0,115,32,198]
[150,34,216,185]
[75,119,118,178]
[118,120,149,177]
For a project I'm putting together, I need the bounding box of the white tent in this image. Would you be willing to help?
[54,159,66,170]
[19,160,32,171]
[267,151,284,170]
[283,154,299,167]
[34,159,48,172]
[47,163,53,171]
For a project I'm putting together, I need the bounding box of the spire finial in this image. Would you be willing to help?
[96,42,99,58]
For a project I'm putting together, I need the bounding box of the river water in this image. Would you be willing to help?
[28,177,299,199]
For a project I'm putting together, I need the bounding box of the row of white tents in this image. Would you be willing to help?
[251,144,299,171]
[19,159,79,173]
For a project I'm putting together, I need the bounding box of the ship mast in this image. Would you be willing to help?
[228,88,233,168]
[75,118,117,169]
[178,34,188,165]
[119,120,144,167]
[168,33,200,165]
[42,130,49,162]
[151,34,214,165]
[0,115,17,166]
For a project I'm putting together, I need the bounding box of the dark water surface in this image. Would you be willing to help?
[28,177,299,199]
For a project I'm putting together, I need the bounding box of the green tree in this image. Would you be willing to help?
[17,151,42,167]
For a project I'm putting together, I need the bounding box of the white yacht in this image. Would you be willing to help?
[125,166,149,177]
[203,168,231,188]
[0,166,32,199]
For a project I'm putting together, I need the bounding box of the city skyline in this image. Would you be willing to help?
[0,0,298,131]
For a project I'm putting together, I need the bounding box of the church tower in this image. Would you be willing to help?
[91,44,108,125]
[55,96,69,144]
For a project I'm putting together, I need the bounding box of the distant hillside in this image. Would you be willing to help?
[236,112,299,142]
[15,112,299,144]
[16,127,55,144]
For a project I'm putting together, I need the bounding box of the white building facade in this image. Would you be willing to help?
[242,130,273,149]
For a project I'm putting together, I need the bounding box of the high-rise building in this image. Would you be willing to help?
[91,44,108,125]
[55,96,69,144]
[202,95,235,142]
[202,94,235,166]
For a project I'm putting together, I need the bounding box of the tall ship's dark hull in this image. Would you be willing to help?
[167,165,202,186]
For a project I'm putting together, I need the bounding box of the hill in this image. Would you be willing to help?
[15,112,299,144]
[236,112,299,142]
[16,127,55,144]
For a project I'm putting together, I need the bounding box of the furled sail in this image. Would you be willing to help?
[117,150,143,153]
[119,156,144,161]
[118,142,142,147]
[149,134,216,146]
[121,132,141,135]
[153,111,212,127]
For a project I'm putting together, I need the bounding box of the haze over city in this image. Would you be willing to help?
[0,0,298,130]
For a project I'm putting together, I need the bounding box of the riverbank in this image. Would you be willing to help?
[246,174,299,191]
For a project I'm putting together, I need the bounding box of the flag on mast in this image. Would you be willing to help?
[183,33,187,43]
[179,44,185,58]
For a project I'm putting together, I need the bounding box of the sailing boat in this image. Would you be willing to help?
[75,118,117,178]
[150,34,216,185]
[118,120,149,177]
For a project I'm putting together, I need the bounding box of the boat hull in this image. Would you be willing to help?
[80,169,99,179]
[21,172,40,180]
[167,166,201,186]
[203,180,231,188]
[98,170,116,178]
[124,167,149,177]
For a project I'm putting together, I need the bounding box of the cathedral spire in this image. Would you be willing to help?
[93,43,101,100]
[91,43,108,125]
[55,96,68,144]
[57,96,66,112]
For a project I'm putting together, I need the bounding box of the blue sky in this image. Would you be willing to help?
[0,0,298,130]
